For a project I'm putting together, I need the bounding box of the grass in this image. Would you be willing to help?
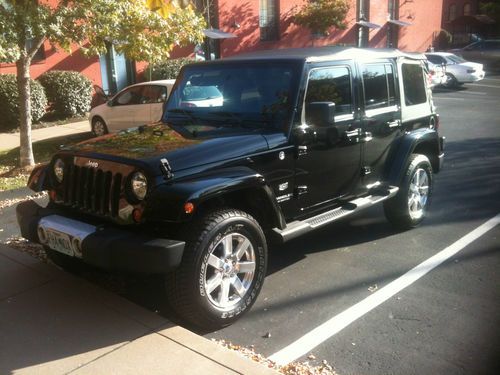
[0,132,93,192]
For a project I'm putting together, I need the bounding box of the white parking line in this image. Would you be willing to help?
[469,83,500,89]
[269,213,500,366]
[434,97,465,100]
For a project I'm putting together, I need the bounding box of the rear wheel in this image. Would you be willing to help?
[384,154,433,229]
[92,117,108,136]
[444,73,459,88]
[166,209,267,330]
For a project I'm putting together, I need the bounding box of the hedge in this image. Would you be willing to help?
[38,70,92,117]
[147,58,193,80]
[0,74,47,132]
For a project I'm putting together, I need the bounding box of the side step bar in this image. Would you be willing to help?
[272,186,399,243]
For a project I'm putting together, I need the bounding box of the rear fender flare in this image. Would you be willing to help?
[384,128,440,186]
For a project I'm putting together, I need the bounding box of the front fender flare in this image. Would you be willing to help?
[146,166,285,228]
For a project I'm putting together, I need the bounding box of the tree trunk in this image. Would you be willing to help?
[17,57,35,167]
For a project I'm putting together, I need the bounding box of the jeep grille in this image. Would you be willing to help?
[57,158,136,219]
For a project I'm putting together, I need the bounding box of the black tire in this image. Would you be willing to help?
[384,154,433,230]
[44,247,83,273]
[444,73,459,88]
[91,116,108,136]
[166,209,267,330]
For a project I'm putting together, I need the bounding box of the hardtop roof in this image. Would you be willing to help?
[221,46,425,63]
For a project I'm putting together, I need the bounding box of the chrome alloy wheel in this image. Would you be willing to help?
[408,168,429,220]
[203,233,256,310]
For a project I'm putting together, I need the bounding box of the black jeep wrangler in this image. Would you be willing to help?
[17,47,444,330]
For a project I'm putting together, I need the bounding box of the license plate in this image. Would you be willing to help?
[46,229,74,256]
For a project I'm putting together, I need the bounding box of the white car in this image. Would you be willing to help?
[425,52,485,88]
[89,80,175,136]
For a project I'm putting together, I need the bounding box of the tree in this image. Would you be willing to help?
[293,0,350,36]
[0,0,205,167]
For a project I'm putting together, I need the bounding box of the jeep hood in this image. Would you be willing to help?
[63,123,269,174]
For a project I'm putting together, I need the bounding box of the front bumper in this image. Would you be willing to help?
[16,200,185,273]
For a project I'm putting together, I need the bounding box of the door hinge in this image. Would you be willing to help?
[296,145,308,157]
[160,158,174,180]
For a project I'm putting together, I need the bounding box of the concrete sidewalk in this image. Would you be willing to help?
[0,120,90,152]
[0,244,277,374]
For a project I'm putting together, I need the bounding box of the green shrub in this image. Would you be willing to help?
[38,70,92,117]
[0,74,47,132]
[147,57,193,80]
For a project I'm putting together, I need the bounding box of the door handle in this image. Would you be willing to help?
[387,120,400,128]
[343,128,360,143]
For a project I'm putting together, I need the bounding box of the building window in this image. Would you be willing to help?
[26,39,46,62]
[259,0,279,41]
[463,3,471,16]
[448,4,457,21]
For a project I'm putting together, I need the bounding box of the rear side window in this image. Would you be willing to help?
[401,63,427,106]
[362,63,396,110]
[305,66,352,115]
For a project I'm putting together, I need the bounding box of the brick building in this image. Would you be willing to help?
[1,0,445,94]
[441,0,497,47]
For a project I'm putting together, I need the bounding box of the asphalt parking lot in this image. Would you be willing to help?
[205,75,500,374]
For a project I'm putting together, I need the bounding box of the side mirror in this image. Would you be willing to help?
[107,100,113,107]
[305,102,335,127]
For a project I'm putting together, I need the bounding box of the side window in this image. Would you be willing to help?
[305,66,352,116]
[142,85,168,103]
[401,63,427,106]
[115,87,143,106]
[362,63,396,110]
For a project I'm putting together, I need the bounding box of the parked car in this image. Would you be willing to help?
[18,47,444,330]
[180,84,223,107]
[425,52,485,88]
[450,39,500,72]
[89,80,175,136]
[423,59,447,89]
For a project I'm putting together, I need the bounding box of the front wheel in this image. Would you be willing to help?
[384,154,433,230]
[166,209,267,330]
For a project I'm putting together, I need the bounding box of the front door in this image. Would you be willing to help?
[293,64,362,214]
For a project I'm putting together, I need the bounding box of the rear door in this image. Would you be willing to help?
[359,61,402,189]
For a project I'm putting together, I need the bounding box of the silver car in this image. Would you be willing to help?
[451,40,500,72]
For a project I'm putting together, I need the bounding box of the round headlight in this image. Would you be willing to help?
[53,158,64,183]
[130,172,148,201]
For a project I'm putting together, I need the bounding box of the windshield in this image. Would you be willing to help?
[163,63,299,136]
